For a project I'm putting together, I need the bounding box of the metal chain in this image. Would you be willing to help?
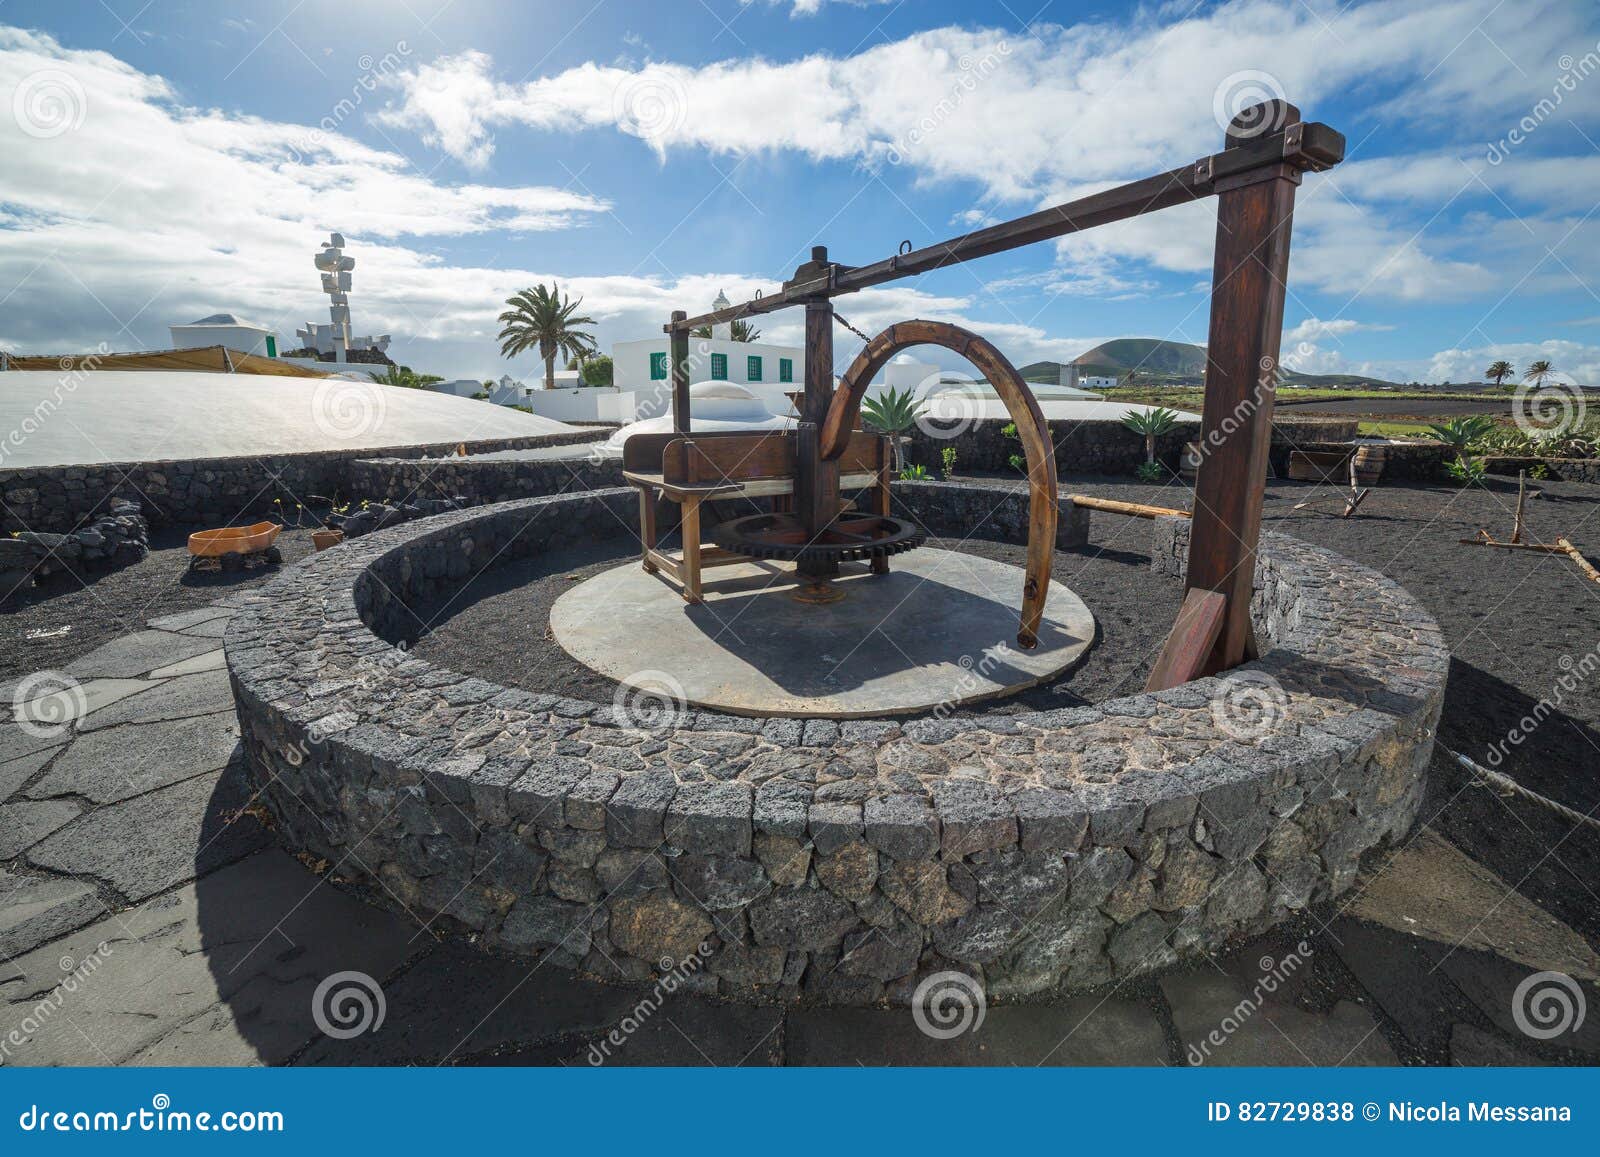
[832,312,872,343]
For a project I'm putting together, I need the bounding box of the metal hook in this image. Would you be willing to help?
[898,239,913,256]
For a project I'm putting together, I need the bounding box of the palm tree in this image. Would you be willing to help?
[1523,360,1554,388]
[859,387,926,472]
[497,284,598,390]
[1121,406,1181,464]
[692,318,762,342]
[1485,360,1514,388]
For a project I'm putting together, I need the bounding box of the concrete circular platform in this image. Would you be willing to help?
[549,548,1096,718]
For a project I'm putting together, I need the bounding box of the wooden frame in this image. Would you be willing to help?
[653,99,1344,684]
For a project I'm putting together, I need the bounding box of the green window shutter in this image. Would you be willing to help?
[649,351,668,380]
[711,353,728,380]
[264,335,277,358]
[747,355,762,382]
[778,358,793,383]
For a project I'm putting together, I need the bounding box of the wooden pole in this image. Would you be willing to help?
[1150,100,1303,687]
[670,309,689,434]
[798,248,838,581]
[1067,495,1190,520]
[1512,470,1526,544]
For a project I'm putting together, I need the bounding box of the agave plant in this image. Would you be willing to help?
[860,386,926,471]
[1121,406,1181,464]
[1424,415,1497,456]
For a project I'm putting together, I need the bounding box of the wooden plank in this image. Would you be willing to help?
[638,486,659,574]
[1145,587,1228,692]
[680,496,703,603]
[1179,100,1303,677]
[1557,538,1600,584]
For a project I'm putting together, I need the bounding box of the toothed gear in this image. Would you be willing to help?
[710,512,926,563]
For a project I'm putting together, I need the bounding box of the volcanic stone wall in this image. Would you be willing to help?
[0,430,606,534]
[227,485,1444,1004]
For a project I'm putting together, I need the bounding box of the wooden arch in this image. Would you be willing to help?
[821,319,1058,649]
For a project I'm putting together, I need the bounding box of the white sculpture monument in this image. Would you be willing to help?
[296,232,391,362]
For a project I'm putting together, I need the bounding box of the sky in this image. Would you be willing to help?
[1,0,1598,384]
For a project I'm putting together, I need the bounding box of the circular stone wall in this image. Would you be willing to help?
[225,487,1447,1004]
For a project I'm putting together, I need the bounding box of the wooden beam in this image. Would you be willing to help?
[670,310,689,433]
[1067,495,1190,520]
[1145,587,1228,692]
[666,117,1345,334]
[1171,100,1303,677]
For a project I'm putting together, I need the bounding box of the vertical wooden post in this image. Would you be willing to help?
[670,309,690,434]
[1150,101,1302,687]
[797,247,839,580]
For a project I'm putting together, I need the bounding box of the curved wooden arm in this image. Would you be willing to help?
[821,319,1058,648]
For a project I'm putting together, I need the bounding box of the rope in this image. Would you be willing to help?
[1442,743,1600,832]
[832,312,872,343]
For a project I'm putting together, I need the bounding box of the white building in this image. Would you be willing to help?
[168,313,278,358]
[1079,375,1119,391]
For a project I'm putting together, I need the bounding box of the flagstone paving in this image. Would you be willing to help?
[1,605,1597,1067]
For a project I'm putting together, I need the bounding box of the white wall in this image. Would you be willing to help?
[169,324,275,357]
[615,337,803,419]
[524,386,637,424]
[1081,375,1119,391]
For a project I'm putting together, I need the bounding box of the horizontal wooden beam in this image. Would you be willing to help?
[667,118,1344,334]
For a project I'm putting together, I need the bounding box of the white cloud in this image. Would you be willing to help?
[1427,341,1600,387]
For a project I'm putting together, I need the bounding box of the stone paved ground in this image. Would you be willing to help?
[2,604,1597,1066]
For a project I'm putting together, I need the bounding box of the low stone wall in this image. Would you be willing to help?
[0,498,148,597]
[905,417,1357,477]
[0,430,606,535]
[1483,456,1600,484]
[1290,440,1449,482]
[348,452,619,509]
[893,479,1089,548]
[227,485,1446,1004]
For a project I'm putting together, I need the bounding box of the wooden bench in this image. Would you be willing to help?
[621,429,892,602]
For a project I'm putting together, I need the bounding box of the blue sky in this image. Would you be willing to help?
[2,0,1598,382]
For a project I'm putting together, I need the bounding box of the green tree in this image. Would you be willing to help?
[1485,360,1514,387]
[367,365,442,389]
[1523,359,1554,387]
[497,284,598,391]
[692,319,761,342]
[579,354,614,387]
